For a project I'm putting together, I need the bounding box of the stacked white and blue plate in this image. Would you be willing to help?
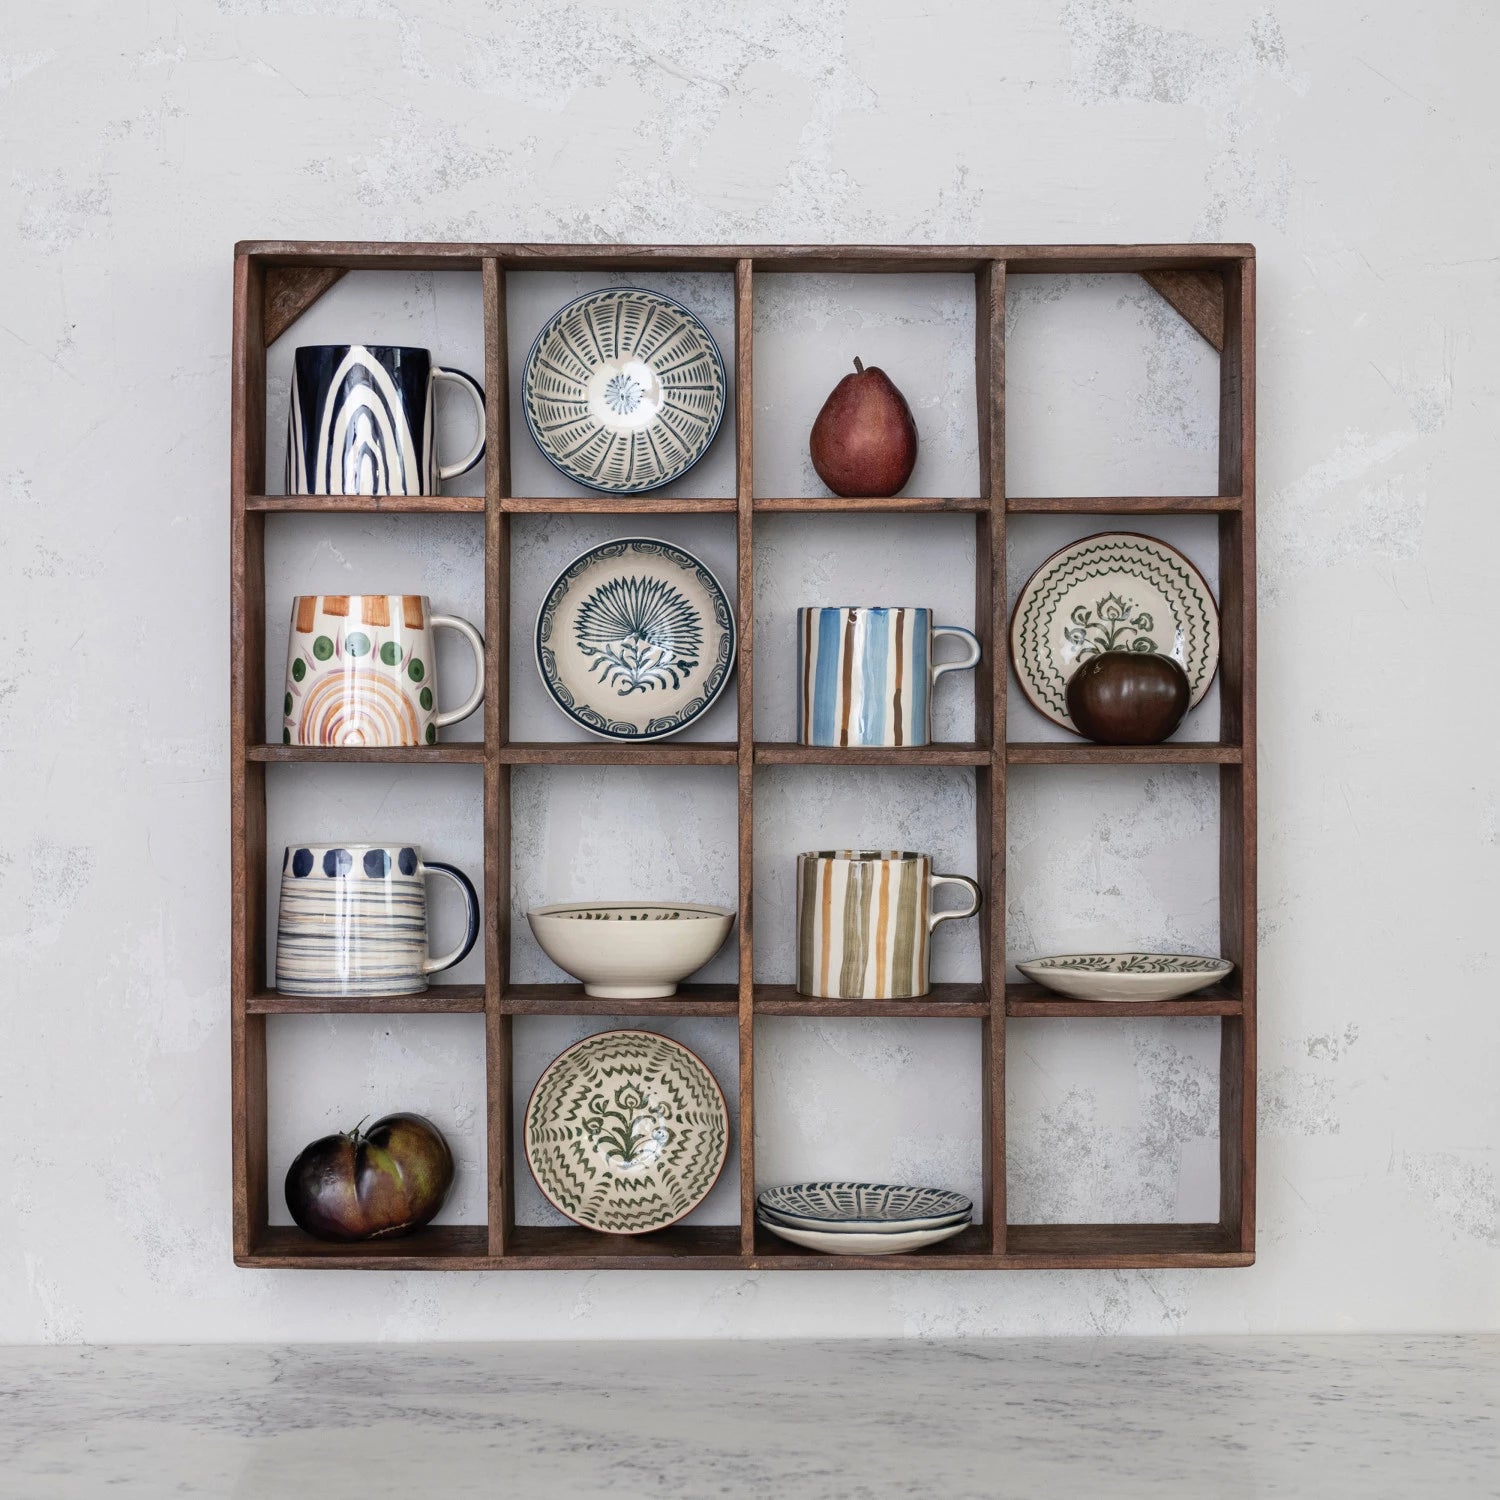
[757,1182,972,1256]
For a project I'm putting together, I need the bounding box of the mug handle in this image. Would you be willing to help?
[430,614,486,727]
[432,366,487,481]
[931,625,981,683]
[928,872,982,932]
[420,860,480,974]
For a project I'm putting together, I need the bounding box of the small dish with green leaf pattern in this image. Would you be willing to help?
[1017,952,1233,1002]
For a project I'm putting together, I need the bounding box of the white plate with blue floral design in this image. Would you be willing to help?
[1009,532,1219,733]
[523,287,727,494]
[1017,952,1233,1002]
[536,537,735,741]
[757,1182,972,1234]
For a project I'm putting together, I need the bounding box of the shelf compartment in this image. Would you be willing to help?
[246,494,485,514]
[504,1224,743,1266]
[755,743,991,767]
[247,985,486,1015]
[754,983,988,1018]
[1006,982,1241,1018]
[498,742,738,766]
[1004,1222,1249,1269]
[499,983,738,1017]
[249,744,488,764]
[754,496,988,514]
[501,495,736,514]
[1006,742,1242,765]
[239,1224,490,1269]
[751,1222,993,1267]
[1007,495,1240,514]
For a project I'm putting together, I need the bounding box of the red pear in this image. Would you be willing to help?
[810,357,918,497]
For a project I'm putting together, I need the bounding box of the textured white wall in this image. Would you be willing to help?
[1,0,1496,1341]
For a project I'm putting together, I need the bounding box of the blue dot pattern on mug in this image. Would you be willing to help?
[276,843,432,997]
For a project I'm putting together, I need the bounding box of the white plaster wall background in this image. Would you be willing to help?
[0,0,1495,1341]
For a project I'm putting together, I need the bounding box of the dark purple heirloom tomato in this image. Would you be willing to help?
[285,1112,454,1242]
[1065,652,1191,745]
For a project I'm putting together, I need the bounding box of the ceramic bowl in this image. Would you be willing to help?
[1017,952,1234,1002]
[757,1182,972,1234]
[1010,532,1219,735]
[757,1217,970,1256]
[526,1029,729,1234]
[522,287,726,494]
[535,537,735,741]
[527,902,735,998]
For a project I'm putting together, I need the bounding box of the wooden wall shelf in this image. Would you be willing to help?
[230,241,1256,1272]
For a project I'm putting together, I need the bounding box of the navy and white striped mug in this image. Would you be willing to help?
[275,842,479,997]
[286,344,485,496]
[797,607,981,747]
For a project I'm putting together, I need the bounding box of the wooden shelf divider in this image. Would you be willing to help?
[229,241,1256,1273]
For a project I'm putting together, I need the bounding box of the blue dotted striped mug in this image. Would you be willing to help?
[275,842,479,997]
[797,607,981,747]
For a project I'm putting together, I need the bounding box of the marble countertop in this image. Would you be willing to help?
[1,1336,1494,1498]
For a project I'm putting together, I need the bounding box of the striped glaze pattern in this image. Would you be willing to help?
[285,344,485,497]
[274,843,479,997]
[796,607,980,747]
[795,850,982,1000]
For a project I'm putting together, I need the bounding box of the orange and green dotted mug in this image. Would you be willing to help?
[282,594,484,747]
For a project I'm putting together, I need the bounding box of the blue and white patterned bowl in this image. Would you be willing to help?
[523,288,727,494]
[535,537,735,741]
[757,1182,972,1234]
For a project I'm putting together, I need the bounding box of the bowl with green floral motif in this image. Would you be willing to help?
[1017,952,1233,1002]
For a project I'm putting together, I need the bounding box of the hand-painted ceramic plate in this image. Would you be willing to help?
[1017,952,1234,1002]
[525,1029,729,1234]
[523,288,727,493]
[1009,532,1219,733]
[757,1182,972,1234]
[757,1217,970,1256]
[535,537,735,740]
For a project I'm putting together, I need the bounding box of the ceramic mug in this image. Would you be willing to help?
[286,344,485,496]
[795,849,981,1000]
[283,594,484,746]
[796,607,981,747]
[275,842,479,996]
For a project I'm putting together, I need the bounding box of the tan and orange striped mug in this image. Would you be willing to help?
[282,594,484,746]
[795,849,981,1000]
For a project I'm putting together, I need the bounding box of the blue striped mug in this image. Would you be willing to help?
[275,842,479,997]
[797,607,981,747]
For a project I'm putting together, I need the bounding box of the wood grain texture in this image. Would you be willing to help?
[248,744,487,764]
[754,495,987,513]
[734,258,757,1256]
[1006,741,1243,765]
[754,743,989,766]
[247,985,486,1015]
[753,983,987,1018]
[499,984,738,1016]
[498,741,737,766]
[502,495,736,514]
[247,493,485,514]
[1006,982,1242,1018]
[977,259,1007,1251]
[1142,269,1225,351]
[262,265,347,345]
[1007,494,1240,514]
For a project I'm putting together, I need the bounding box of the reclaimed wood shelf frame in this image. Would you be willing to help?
[231,241,1255,1271]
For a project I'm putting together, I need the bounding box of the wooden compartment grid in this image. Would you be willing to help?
[231,242,1255,1270]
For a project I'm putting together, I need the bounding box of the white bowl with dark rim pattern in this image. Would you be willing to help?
[527,901,735,998]
[522,287,726,494]
[1017,952,1233,1002]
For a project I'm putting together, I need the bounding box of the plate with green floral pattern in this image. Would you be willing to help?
[525,1029,730,1234]
[535,537,735,741]
[1009,532,1219,733]
[1017,952,1233,1002]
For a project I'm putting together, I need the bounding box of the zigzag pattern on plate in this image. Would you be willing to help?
[758,1181,971,1224]
[526,1031,729,1233]
[1012,536,1218,726]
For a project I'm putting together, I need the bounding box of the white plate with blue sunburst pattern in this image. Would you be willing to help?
[523,288,727,493]
[536,537,735,741]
